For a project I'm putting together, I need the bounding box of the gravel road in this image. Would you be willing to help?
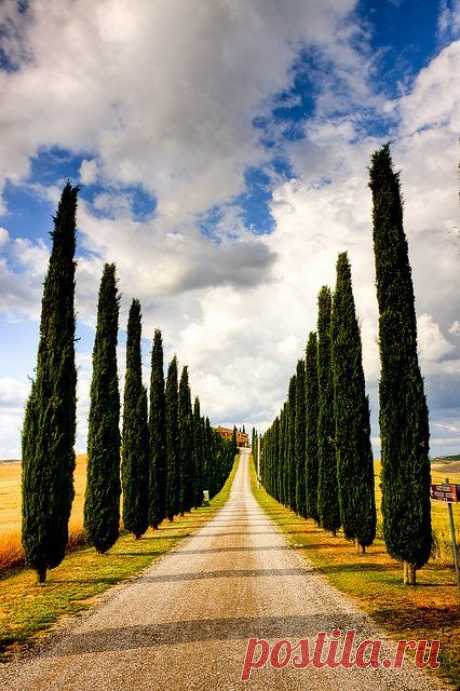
[0,449,449,690]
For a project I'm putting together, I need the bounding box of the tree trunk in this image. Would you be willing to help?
[355,538,365,554]
[37,566,47,584]
[403,560,417,585]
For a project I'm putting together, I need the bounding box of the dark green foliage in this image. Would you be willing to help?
[203,417,214,496]
[192,398,204,507]
[201,417,235,499]
[287,375,297,511]
[178,366,194,513]
[370,144,431,575]
[295,359,307,517]
[148,330,166,528]
[305,332,319,522]
[165,356,179,520]
[331,253,376,548]
[84,264,121,553]
[22,183,79,582]
[277,408,285,502]
[317,287,340,534]
[122,300,149,539]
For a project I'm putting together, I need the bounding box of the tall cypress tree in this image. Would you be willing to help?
[331,253,376,552]
[178,366,193,513]
[295,359,307,517]
[317,287,340,534]
[370,144,431,584]
[165,356,179,520]
[282,401,289,506]
[192,397,204,507]
[84,263,121,553]
[122,300,149,539]
[205,417,217,497]
[22,183,79,583]
[277,407,285,502]
[305,332,319,522]
[287,375,297,511]
[148,330,166,529]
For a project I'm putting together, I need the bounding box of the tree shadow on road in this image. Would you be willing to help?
[42,612,370,657]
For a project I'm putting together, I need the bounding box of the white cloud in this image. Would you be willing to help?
[0,0,360,225]
[418,313,455,362]
[438,0,460,41]
[0,4,460,459]
[0,227,9,248]
[79,159,98,185]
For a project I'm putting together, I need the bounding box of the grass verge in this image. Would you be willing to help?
[0,456,239,662]
[250,458,459,689]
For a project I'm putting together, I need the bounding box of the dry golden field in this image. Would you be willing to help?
[0,454,88,570]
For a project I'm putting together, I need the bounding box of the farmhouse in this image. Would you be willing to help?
[215,426,249,448]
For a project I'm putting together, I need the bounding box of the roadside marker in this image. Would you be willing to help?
[430,478,460,591]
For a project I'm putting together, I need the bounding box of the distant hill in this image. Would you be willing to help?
[431,455,460,475]
[0,459,20,465]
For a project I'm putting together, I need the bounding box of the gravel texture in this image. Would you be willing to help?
[0,449,450,690]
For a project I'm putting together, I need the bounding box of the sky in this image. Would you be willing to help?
[0,0,459,458]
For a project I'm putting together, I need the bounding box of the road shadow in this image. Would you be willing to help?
[43,613,368,657]
[55,567,312,586]
[169,545,305,555]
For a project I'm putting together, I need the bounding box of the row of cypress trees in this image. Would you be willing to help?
[22,185,236,583]
[260,144,431,584]
[260,251,376,554]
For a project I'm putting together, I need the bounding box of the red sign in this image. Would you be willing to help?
[430,484,460,502]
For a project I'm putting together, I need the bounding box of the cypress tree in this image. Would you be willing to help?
[282,401,289,506]
[165,356,179,520]
[331,253,376,552]
[148,330,166,529]
[369,144,431,584]
[84,263,121,553]
[178,366,193,513]
[295,359,307,517]
[287,375,297,511]
[272,418,280,497]
[192,397,204,507]
[317,287,340,534]
[122,299,149,539]
[22,183,79,583]
[205,418,217,497]
[276,406,286,502]
[305,332,319,522]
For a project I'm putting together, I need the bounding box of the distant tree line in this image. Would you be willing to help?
[21,185,237,583]
[259,144,431,585]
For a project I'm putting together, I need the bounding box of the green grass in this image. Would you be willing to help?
[251,459,460,689]
[0,456,239,661]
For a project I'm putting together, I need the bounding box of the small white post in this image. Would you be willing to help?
[257,432,261,488]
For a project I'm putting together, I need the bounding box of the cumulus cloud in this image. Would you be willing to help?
[0,0,360,224]
[0,2,459,457]
[418,314,455,362]
[79,159,98,185]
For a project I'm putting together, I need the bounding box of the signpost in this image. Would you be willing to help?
[430,479,460,591]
